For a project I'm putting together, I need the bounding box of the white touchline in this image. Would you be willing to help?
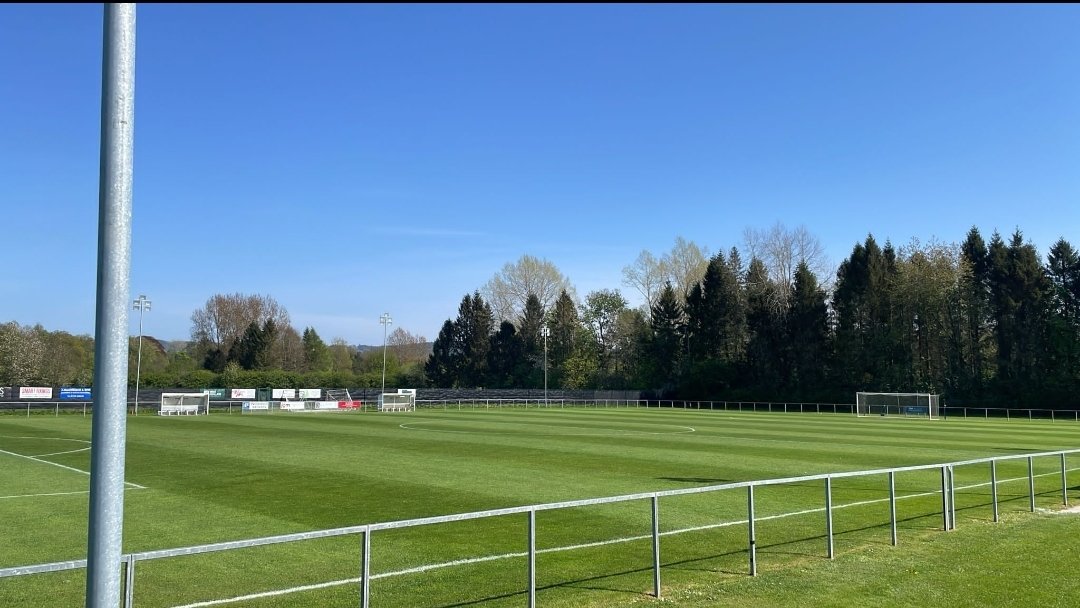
[0,448,146,490]
[169,466,1080,608]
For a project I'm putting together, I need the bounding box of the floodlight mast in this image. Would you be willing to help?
[132,294,151,416]
[541,325,550,405]
[87,5,136,608]
[380,312,392,397]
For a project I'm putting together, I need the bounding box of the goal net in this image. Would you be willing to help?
[856,392,940,419]
[379,389,416,412]
[160,392,210,416]
[325,389,351,402]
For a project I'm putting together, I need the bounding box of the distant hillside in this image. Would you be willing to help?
[161,340,189,354]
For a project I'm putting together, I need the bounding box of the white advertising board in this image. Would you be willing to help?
[20,387,53,399]
[299,388,321,399]
[231,388,256,399]
[272,388,296,399]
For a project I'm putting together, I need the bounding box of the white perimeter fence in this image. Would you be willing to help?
[1,448,1076,608]
[4,398,1080,421]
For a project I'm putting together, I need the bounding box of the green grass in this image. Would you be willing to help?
[1,407,1078,607]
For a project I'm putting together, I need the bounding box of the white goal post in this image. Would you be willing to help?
[159,392,210,416]
[856,392,940,419]
[379,389,416,412]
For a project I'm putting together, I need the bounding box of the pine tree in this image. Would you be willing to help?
[424,320,459,387]
[1045,238,1080,398]
[832,235,900,392]
[302,327,331,372]
[958,227,993,400]
[685,252,744,362]
[744,257,784,396]
[458,292,495,387]
[486,321,522,388]
[988,230,1051,403]
[788,262,830,399]
[646,282,683,392]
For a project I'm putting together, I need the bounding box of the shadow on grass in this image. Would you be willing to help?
[657,477,734,484]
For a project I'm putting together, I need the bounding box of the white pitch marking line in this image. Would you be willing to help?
[168,465,1080,608]
[30,448,91,458]
[0,487,144,500]
[1,490,90,500]
[0,448,146,490]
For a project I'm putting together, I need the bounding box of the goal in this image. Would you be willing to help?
[159,392,210,416]
[855,392,940,419]
[379,389,416,412]
[325,389,352,402]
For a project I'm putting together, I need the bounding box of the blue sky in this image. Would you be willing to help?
[3,4,1079,346]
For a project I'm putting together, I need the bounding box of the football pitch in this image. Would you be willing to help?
[2,407,1079,607]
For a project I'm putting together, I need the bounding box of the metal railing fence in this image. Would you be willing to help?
[1,448,1074,607]
[4,399,1080,421]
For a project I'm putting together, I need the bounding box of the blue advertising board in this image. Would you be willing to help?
[59,387,92,400]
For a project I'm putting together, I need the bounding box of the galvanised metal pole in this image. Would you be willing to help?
[123,557,135,608]
[651,495,661,598]
[379,312,391,398]
[360,528,370,608]
[888,471,897,546]
[940,466,949,531]
[990,460,999,522]
[527,510,536,608]
[87,4,136,607]
[542,326,549,406]
[1028,456,1036,512]
[1062,453,1069,507]
[132,295,150,416]
[949,466,956,530]
[824,477,834,559]
[747,486,757,576]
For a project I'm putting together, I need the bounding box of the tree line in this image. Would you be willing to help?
[3,225,1077,409]
[426,227,1080,409]
[0,292,431,392]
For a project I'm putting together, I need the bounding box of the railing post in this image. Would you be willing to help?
[825,477,834,559]
[747,486,757,576]
[360,527,370,608]
[1028,456,1036,512]
[889,471,897,545]
[940,466,950,531]
[123,556,135,608]
[1062,453,1069,507]
[949,466,956,530]
[528,509,536,608]
[991,460,999,522]
[651,496,661,598]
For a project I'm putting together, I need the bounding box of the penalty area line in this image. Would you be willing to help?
[0,487,145,500]
[0,448,147,490]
